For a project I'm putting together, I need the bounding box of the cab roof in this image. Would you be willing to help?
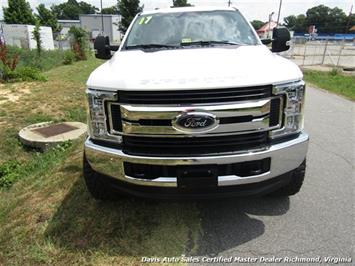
[141,6,238,15]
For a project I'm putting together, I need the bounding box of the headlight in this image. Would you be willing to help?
[86,89,122,143]
[270,80,305,138]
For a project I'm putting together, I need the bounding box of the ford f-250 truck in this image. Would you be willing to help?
[84,6,309,199]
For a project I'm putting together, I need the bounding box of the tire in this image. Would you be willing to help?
[268,160,306,197]
[83,154,122,200]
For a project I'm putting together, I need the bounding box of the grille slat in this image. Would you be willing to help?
[118,86,272,104]
[123,132,268,156]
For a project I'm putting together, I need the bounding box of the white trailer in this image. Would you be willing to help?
[2,24,55,50]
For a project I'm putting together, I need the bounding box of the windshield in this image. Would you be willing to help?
[124,10,259,49]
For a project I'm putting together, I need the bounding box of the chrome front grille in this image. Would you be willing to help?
[105,86,284,155]
[107,97,283,136]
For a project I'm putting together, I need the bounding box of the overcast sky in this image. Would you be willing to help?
[0,0,353,22]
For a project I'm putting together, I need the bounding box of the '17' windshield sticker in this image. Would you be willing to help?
[138,16,153,25]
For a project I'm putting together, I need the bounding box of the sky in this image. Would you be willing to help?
[0,0,353,22]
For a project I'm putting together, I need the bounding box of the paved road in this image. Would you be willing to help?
[192,87,354,265]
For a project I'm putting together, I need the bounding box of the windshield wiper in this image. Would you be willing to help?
[180,40,242,46]
[125,44,180,50]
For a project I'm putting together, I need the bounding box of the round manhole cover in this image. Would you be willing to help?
[19,122,87,151]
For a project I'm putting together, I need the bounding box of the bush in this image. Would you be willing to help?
[62,50,75,65]
[2,66,47,82]
[69,26,88,61]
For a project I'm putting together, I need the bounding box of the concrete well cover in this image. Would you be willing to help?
[19,122,87,151]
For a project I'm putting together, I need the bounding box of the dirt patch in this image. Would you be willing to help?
[0,82,33,105]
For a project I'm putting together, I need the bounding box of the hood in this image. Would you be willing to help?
[87,45,302,91]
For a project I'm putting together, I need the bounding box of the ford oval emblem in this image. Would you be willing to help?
[173,112,219,133]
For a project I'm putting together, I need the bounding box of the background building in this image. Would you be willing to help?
[79,14,122,44]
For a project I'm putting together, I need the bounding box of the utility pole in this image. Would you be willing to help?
[345,4,353,34]
[228,0,232,7]
[100,0,105,34]
[276,0,283,26]
[268,12,274,38]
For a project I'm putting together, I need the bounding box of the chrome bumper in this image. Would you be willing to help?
[84,132,309,188]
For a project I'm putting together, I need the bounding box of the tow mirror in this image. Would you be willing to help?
[272,27,291,53]
[94,36,112,60]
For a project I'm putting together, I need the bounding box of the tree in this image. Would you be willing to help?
[36,4,61,33]
[3,0,36,25]
[172,0,192,7]
[51,0,98,20]
[250,20,264,30]
[283,14,306,32]
[119,0,143,33]
[305,5,347,33]
[78,1,98,14]
[101,5,119,14]
[32,21,42,55]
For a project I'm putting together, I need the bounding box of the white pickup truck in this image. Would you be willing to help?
[84,6,309,199]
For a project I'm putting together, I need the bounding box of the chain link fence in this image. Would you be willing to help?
[283,39,355,68]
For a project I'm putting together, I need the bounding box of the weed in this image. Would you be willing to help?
[0,141,73,189]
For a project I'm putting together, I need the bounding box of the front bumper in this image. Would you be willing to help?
[84,132,309,192]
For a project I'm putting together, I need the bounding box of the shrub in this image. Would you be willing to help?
[2,66,47,82]
[62,50,75,65]
[69,26,88,61]
[16,66,47,81]
[0,43,20,80]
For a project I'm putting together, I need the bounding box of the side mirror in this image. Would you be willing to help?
[272,27,291,53]
[94,36,112,59]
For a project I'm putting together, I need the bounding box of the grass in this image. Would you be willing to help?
[0,57,201,265]
[303,70,355,100]
[6,46,69,71]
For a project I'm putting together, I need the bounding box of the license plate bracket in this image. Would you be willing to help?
[177,165,218,189]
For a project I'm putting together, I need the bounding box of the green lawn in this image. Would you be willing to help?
[0,57,200,265]
[303,70,355,100]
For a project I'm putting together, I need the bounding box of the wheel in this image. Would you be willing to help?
[83,154,122,200]
[268,160,306,197]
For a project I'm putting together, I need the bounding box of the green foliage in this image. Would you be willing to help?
[119,0,143,33]
[101,5,119,14]
[36,4,61,33]
[0,142,72,189]
[172,0,192,7]
[304,70,355,100]
[32,22,42,56]
[5,46,66,71]
[3,0,36,25]
[2,66,47,82]
[69,26,88,61]
[51,0,98,20]
[283,5,350,33]
[62,50,75,65]
[0,160,21,188]
[283,14,306,32]
[250,20,264,30]
[306,5,347,33]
